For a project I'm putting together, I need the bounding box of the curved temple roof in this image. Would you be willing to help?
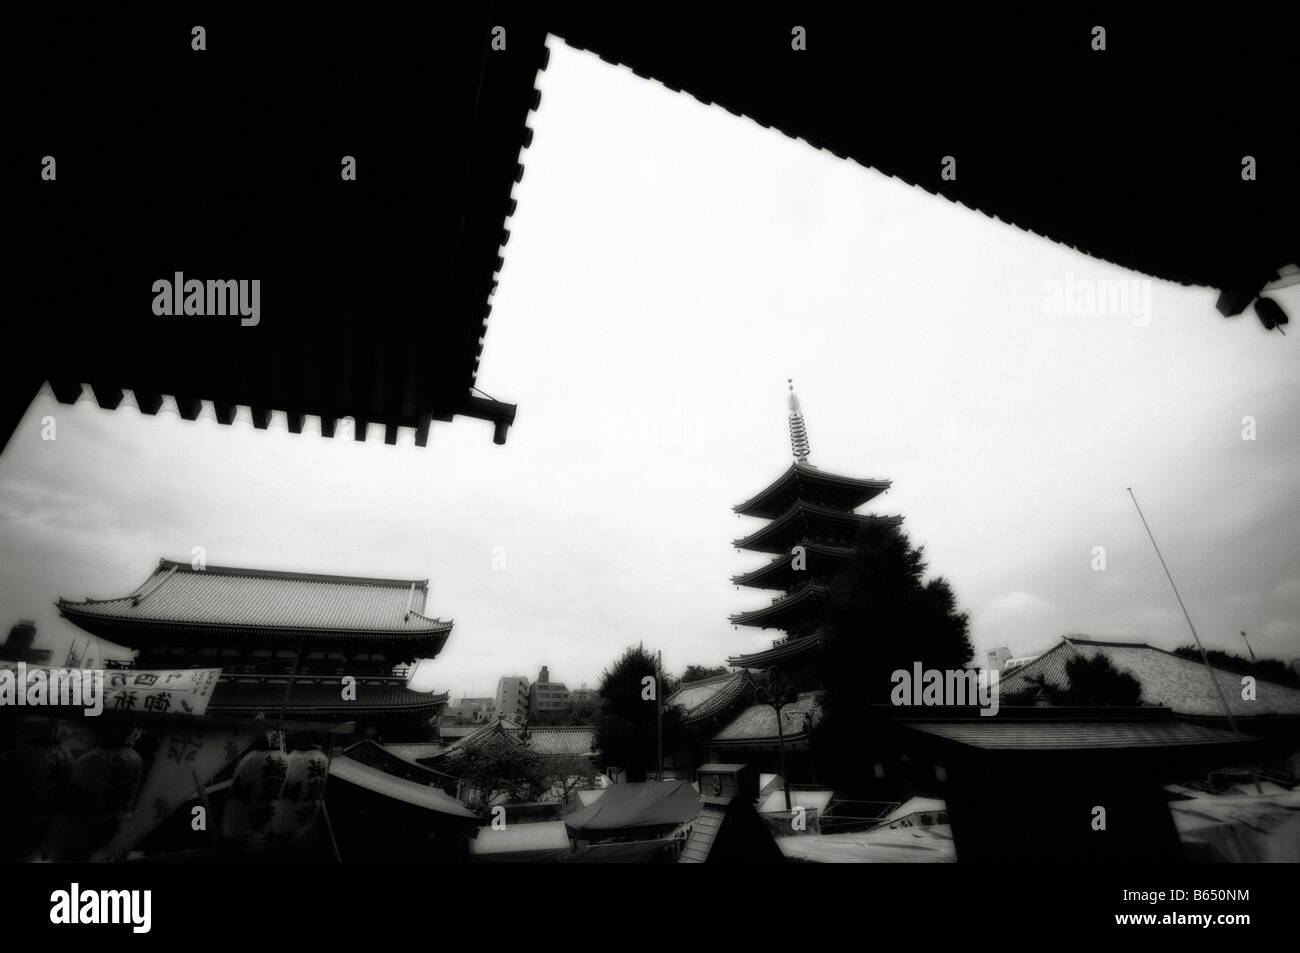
[728,583,829,631]
[666,671,751,724]
[726,633,822,670]
[731,541,857,591]
[57,558,453,639]
[733,502,901,554]
[734,463,891,519]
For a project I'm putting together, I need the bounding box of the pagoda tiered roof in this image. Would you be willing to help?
[731,541,857,591]
[728,583,830,631]
[726,634,822,669]
[733,502,902,555]
[57,558,454,650]
[733,463,890,519]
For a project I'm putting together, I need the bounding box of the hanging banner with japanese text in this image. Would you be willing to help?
[100,668,221,716]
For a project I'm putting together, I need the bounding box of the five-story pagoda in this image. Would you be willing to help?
[727,382,900,678]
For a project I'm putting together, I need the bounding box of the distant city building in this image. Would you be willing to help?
[0,621,52,665]
[496,675,530,723]
[986,646,1013,672]
[529,665,571,718]
[570,685,598,706]
[448,696,494,723]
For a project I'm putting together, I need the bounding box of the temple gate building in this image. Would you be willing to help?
[56,558,453,740]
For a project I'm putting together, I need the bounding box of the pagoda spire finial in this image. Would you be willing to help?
[787,378,811,464]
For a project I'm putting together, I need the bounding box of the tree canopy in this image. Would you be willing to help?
[592,643,684,782]
[448,738,546,812]
[1001,654,1144,707]
[681,664,729,683]
[809,519,973,792]
[1171,646,1300,688]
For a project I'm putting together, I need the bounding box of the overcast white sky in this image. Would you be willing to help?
[2,40,1298,698]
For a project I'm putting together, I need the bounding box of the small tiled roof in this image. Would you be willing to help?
[711,692,822,744]
[343,740,460,788]
[327,756,479,820]
[666,672,751,724]
[384,742,451,763]
[211,677,448,715]
[507,726,596,757]
[58,558,452,636]
[998,637,1300,718]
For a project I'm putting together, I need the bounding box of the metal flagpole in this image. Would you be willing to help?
[1127,488,1238,733]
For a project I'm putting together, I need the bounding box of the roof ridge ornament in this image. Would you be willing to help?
[787,379,811,465]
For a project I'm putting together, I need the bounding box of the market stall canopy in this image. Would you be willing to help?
[563,780,701,837]
[469,820,572,862]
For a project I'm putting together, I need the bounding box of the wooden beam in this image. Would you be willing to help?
[320,416,337,439]
[214,403,237,426]
[384,423,399,446]
[414,412,431,448]
[353,418,368,442]
[286,411,305,435]
[250,407,271,430]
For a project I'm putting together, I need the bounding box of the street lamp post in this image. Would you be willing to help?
[754,666,800,813]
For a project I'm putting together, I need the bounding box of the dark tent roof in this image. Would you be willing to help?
[563,780,701,837]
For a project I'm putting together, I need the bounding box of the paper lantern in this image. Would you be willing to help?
[271,745,330,844]
[222,740,289,847]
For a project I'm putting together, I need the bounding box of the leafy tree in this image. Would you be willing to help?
[538,753,600,806]
[681,664,729,683]
[1045,655,1143,706]
[448,737,547,812]
[809,520,973,792]
[1002,652,1144,707]
[592,643,684,782]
